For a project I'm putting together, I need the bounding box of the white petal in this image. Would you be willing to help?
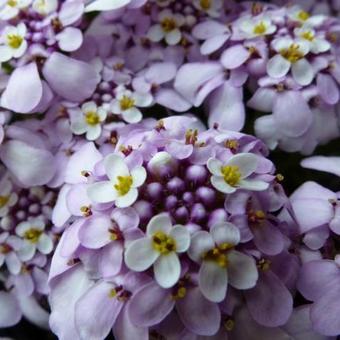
[122,107,142,123]
[291,59,314,86]
[146,212,173,236]
[16,221,31,236]
[104,154,129,181]
[272,37,293,51]
[5,252,21,275]
[188,231,214,263]
[87,181,117,203]
[85,0,129,12]
[211,222,240,246]
[125,237,159,271]
[37,234,53,254]
[267,54,291,79]
[211,176,236,194]
[165,29,181,45]
[86,125,101,141]
[115,188,138,208]
[147,25,164,42]
[71,119,87,135]
[227,250,258,290]
[0,46,12,62]
[131,166,147,188]
[226,153,258,179]
[207,158,223,176]
[239,179,269,191]
[18,241,35,261]
[154,253,180,288]
[199,261,227,303]
[170,225,190,253]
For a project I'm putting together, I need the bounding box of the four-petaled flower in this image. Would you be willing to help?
[0,23,27,62]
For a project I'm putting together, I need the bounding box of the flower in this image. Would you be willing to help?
[0,0,31,20]
[207,153,269,194]
[188,221,258,302]
[87,154,146,207]
[0,23,27,62]
[235,15,277,39]
[125,213,190,288]
[32,0,57,15]
[193,0,223,18]
[70,101,107,141]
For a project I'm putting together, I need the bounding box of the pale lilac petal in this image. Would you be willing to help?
[169,225,190,253]
[211,222,240,246]
[267,54,291,78]
[188,231,214,263]
[100,242,123,277]
[317,73,339,105]
[146,213,172,236]
[301,156,340,177]
[154,253,181,288]
[59,0,84,25]
[220,44,250,69]
[57,27,83,52]
[291,59,314,86]
[85,0,129,12]
[155,89,191,112]
[0,292,21,327]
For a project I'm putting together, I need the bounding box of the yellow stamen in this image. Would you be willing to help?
[161,17,177,32]
[23,228,43,243]
[224,318,235,331]
[152,231,176,255]
[7,34,23,49]
[221,165,241,187]
[253,21,267,35]
[119,95,135,111]
[114,176,133,196]
[257,258,271,271]
[109,288,117,298]
[276,173,284,182]
[171,286,187,300]
[7,0,17,7]
[224,139,239,151]
[203,247,229,268]
[298,10,310,21]
[280,43,304,63]
[200,0,211,10]
[0,195,10,208]
[85,111,100,126]
[301,31,314,41]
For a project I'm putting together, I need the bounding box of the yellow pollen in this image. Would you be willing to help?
[276,173,284,182]
[23,228,43,243]
[152,231,176,255]
[253,21,267,35]
[224,139,239,151]
[7,0,17,7]
[119,95,135,111]
[85,111,100,126]
[280,44,303,63]
[185,129,198,145]
[221,165,241,187]
[224,318,235,331]
[109,288,117,298]
[171,286,187,300]
[203,247,229,268]
[80,206,92,217]
[200,0,211,10]
[7,34,23,49]
[161,17,177,32]
[301,31,314,41]
[114,176,132,196]
[0,195,10,208]
[257,258,271,271]
[298,10,310,21]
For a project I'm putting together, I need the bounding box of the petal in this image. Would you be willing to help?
[316,73,339,105]
[227,153,258,179]
[199,261,227,302]
[131,166,147,188]
[155,89,191,112]
[0,292,21,327]
[228,250,258,289]
[154,253,181,288]
[87,181,117,203]
[128,281,174,327]
[145,62,177,84]
[165,29,181,45]
[6,252,21,275]
[169,225,190,253]
[220,44,250,69]
[146,213,172,236]
[59,0,84,25]
[211,176,236,194]
[211,222,240,246]
[267,54,291,78]
[239,179,269,191]
[104,154,129,180]
[19,294,49,329]
[75,281,123,340]
[85,0,129,12]
[201,35,229,55]
[1,63,42,113]
[188,231,214,263]
[122,107,142,123]
[207,158,223,176]
[125,237,159,271]
[291,59,314,86]
[100,242,123,278]
[37,234,53,254]
[43,52,99,102]
[176,287,221,336]
[111,207,139,231]
[57,27,83,52]
[79,215,112,249]
[115,188,138,208]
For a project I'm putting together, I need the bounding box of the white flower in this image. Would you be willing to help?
[287,5,326,27]
[16,218,53,261]
[193,0,223,18]
[0,177,17,218]
[32,0,57,15]
[125,213,190,288]
[236,15,277,39]
[294,26,331,54]
[87,154,146,208]
[188,222,258,302]
[147,9,185,45]
[70,101,107,141]
[0,23,27,62]
[207,153,269,194]
[267,36,314,86]
[111,87,152,123]
[0,0,31,20]
[0,232,22,275]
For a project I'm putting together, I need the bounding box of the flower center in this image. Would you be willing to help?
[200,0,211,10]
[24,228,43,243]
[0,195,10,208]
[257,258,271,271]
[109,286,131,302]
[301,31,314,41]
[161,17,177,32]
[221,165,241,187]
[203,244,233,268]
[248,209,266,225]
[171,286,187,300]
[85,111,100,126]
[223,318,235,331]
[152,231,176,255]
[109,226,123,241]
[119,95,135,111]
[185,129,198,145]
[7,0,17,7]
[7,34,23,49]
[298,10,309,21]
[280,44,304,63]
[0,243,12,254]
[114,176,133,196]
[253,21,267,35]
